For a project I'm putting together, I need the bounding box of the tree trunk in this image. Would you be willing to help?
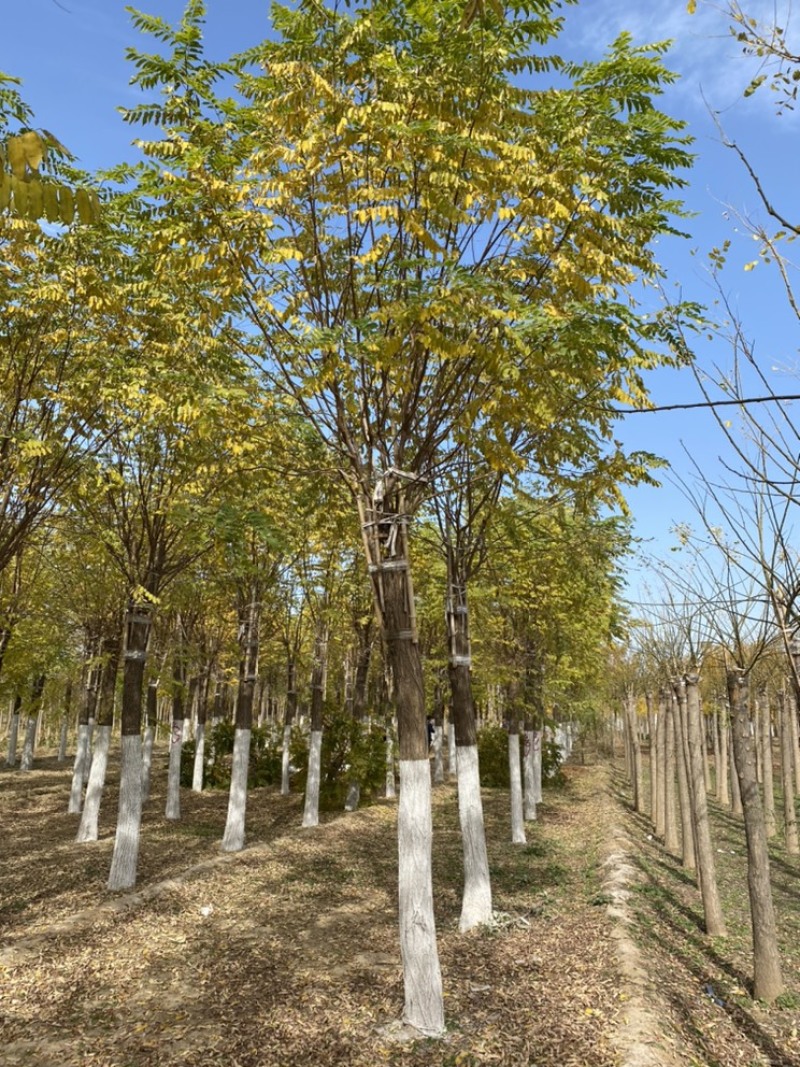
[5,694,21,767]
[108,606,151,892]
[302,615,328,829]
[778,689,799,855]
[672,684,696,873]
[625,691,644,813]
[646,692,658,823]
[445,571,493,928]
[432,682,445,785]
[141,680,158,803]
[281,655,297,796]
[718,701,730,807]
[58,681,72,764]
[345,621,373,811]
[360,483,443,1036]
[523,722,537,821]
[165,632,186,822]
[192,670,210,793]
[69,652,100,814]
[727,669,783,1002]
[663,692,679,856]
[654,692,666,838]
[759,689,776,839]
[730,732,743,817]
[223,591,259,852]
[77,630,121,843]
[684,674,726,936]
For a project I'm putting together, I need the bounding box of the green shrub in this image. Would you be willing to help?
[180,721,283,790]
[292,706,387,810]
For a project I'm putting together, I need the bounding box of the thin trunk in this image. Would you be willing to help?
[727,669,783,1003]
[108,605,151,891]
[77,630,121,842]
[759,690,776,839]
[20,675,46,772]
[223,590,259,852]
[192,671,209,793]
[663,693,679,856]
[646,692,658,823]
[58,681,72,764]
[523,725,537,821]
[508,713,526,845]
[625,691,644,814]
[432,682,444,785]
[281,655,296,796]
[654,693,666,838]
[302,615,328,829]
[165,634,186,822]
[684,674,726,936]
[730,732,743,817]
[790,691,800,797]
[533,729,543,804]
[718,701,730,808]
[141,680,158,803]
[672,684,696,873]
[5,694,21,767]
[712,704,722,802]
[445,571,493,927]
[345,621,373,811]
[779,689,799,855]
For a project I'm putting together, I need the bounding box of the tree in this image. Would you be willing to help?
[123,0,696,1033]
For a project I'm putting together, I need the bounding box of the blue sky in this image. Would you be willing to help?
[3,0,798,596]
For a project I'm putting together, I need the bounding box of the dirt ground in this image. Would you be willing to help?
[0,750,798,1066]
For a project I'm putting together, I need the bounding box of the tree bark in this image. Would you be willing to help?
[727,669,783,1003]
[281,655,297,796]
[77,629,121,843]
[672,683,696,873]
[302,615,327,829]
[5,694,21,767]
[663,692,679,856]
[759,689,776,839]
[646,692,658,823]
[108,605,151,892]
[684,674,726,936]
[223,590,259,851]
[165,628,186,822]
[778,689,799,855]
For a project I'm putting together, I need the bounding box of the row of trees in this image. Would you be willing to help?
[1,0,700,1034]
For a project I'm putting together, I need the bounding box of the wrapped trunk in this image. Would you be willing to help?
[727,669,783,1002]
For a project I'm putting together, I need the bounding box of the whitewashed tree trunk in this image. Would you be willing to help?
[281,724,292,795]
[68,725,91,813]
[345,781,360,811]
[5,711,20,767]
[533,729,543,804]
[523,728,537,821]
[76,724,111,843]
[57,717,68,762]
[432,725,444,784]
[165,723,183,821]
[302,730,323,828]
[19,717,37,772]
[221,727,251,852]
[508,731,526,844]
[385,733,396,799]
[398,760,445,1036]
[456,745,492,930]
[107,734,143,891]
[192,721,205,792]
[448,722,457,780]
[141,725,155,802]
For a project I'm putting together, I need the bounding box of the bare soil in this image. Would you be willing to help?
[0,748,797,1066]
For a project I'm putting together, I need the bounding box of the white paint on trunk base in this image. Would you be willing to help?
[165,727,183,820]
[385,735,396,799]
[281,724,292,795]
[5,712,19,766]
[508,733,526,844]
[76,724,111,842]
[447,723,457,780]
[19,718,36,771]
[141,726,155,803]
[397,760,445,1037]
[456,745,493,931]
[533,730,543,804]
[192,722,205,792]
[432,725,444,784]
[108,734,144,891]
[58,718,68,762]
[68,725,91,813]
[302,730,323,828]
[523,729,537,821]
[222,727,251,852]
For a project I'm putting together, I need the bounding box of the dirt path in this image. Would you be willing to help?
[0,756,637,1067]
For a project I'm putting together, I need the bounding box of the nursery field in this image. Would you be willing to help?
[0,754,799,1067]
